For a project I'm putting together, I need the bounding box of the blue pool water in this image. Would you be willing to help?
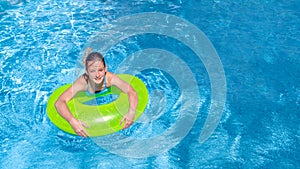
[0,0,299,168]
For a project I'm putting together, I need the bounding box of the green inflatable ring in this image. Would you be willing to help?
[46,74,148,137]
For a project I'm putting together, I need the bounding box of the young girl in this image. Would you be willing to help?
[55,48,138,137]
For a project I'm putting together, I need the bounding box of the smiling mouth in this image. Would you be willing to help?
[94,76,104,82]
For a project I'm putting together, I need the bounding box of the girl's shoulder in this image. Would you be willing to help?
[72,74,88,91]
[78,73,89,84]
[105,71,115,86]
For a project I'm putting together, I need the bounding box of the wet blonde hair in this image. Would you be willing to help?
[82,48,106,70]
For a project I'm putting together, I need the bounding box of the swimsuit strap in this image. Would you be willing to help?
[103,75,107,88]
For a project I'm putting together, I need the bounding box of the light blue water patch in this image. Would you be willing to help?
[0,0,299,168]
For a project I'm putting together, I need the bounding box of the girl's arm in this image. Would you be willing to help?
[110,74,138,129]
[54,76,90,137]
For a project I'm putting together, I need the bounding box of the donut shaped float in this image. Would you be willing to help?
[46,74,148,137]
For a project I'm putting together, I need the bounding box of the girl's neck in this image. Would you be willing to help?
[88,78,104,91]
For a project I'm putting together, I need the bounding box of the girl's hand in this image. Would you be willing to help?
[120,111,135,129]
[69,118,90,137]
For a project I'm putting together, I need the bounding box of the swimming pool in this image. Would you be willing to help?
[0,0,299,168]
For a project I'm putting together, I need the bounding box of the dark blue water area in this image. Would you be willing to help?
[0,0,299,168]
[184,1,299,168]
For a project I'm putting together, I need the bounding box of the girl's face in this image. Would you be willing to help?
[86,60,106,84]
